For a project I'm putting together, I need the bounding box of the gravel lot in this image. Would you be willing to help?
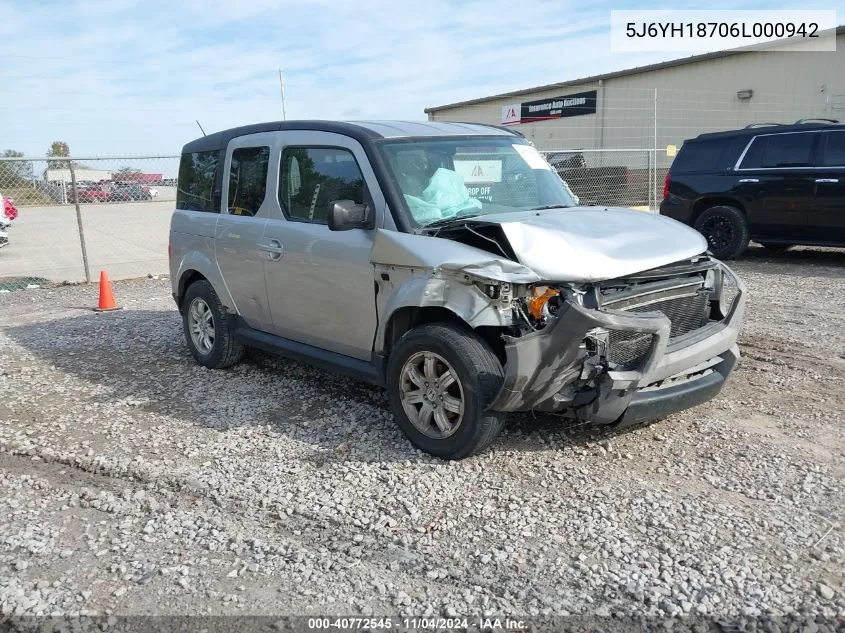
[0,247,843,623]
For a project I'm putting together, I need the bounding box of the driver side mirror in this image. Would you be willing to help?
[327,200,372,231]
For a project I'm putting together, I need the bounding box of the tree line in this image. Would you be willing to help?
[1,141,142,186]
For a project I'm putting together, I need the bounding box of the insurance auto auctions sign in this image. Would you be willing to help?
[501,89,598,125]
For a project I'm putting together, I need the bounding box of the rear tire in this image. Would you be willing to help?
[693,205,749,260]
[386,323,506,459]
[182,280,245,369]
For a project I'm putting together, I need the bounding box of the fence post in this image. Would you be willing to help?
[646,150,653,210]
[653,88,659,212]
[653,149,660,211]
[69,162,91,283]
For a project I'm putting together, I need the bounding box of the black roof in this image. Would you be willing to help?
[693,120,845,142]
[181,120,519,154]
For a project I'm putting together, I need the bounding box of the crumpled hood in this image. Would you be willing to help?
[481,207,708,282]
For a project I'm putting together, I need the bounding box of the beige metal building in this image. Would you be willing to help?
[426,27,845,154]
[45,168,112,184]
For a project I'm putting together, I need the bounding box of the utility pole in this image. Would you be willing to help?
[279,69,287,121]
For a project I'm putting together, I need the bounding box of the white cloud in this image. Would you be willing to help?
[0,0,721,155]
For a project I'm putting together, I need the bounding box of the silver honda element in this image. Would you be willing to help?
[169,121,744,459]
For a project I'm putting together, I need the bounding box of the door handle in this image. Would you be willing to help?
[257,239,284,260]
[738,178,759,183]
[814,178,839,183]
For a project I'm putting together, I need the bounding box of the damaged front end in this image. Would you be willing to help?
[372,228,744,428]
[491,257,745,426]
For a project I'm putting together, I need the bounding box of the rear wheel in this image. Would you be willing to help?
[693,205,749,260]
[386,323,505,459]
[182,280,245,369]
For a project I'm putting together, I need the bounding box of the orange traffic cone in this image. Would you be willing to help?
[93,270,121,312]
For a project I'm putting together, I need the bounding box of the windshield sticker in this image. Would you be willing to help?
[513,144,552,171]
[453,160,503,184]
[466,185,493,202]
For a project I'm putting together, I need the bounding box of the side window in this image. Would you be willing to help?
[741,133,817,169]
[279,147,366,223]
[821,132,845,167]
[672,139,728,172]
[228,146,270,217]
[176,151,219,212]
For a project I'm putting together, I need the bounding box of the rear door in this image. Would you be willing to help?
[262,131,385,360]
[734,131,820,241]
[214,133,277,332]
[809,130,845,242]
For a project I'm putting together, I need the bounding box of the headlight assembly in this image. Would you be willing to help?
[717,267,741,318]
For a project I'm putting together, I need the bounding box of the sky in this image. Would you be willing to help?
[0,0,837,156]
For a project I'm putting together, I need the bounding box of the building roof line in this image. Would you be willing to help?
[424,25,845,113]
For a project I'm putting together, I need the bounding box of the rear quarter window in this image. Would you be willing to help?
[671,139,732,173]
[176,151,220,212]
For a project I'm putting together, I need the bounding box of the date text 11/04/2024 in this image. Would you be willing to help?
[306,617,527,630]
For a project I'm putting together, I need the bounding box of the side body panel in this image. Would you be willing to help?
[262,130,387,361]
[809,131,845,242]
[733,171,815,240]
[370,229,538,354]
[169,210,237,310]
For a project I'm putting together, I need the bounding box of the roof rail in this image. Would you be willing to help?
[744,122,783,129]
[794,118,839,125]
[457,121,524,137]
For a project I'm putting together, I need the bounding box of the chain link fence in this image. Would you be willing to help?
[0,156,178,291]
[542,149,655,209]
[0,150,663,292]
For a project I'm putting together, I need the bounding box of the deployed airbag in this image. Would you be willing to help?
[404,168,482,224]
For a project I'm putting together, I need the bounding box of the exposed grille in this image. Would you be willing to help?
[606,331,654,368]
[603,288,712,369]
[627,291,710,338]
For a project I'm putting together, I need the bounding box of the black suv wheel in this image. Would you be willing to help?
[693,205,750,260]
[386,323,505,459]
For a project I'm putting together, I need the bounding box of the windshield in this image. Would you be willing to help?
[379,138,577,227]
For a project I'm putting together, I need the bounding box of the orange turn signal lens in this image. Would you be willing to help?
[528,286,559,320]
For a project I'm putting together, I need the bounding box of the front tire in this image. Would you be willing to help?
[693,205,749,260]
[386,323,506,459]
[182,280,245,369]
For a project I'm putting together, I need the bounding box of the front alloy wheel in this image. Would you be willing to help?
[399,351,465,439]
[386,322,506,459]
[188,297,215,355]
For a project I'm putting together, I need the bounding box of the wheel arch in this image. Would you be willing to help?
[691,197,747,227]
[382,306,508,365]
[174,250,236,314]
[177,270,208,311]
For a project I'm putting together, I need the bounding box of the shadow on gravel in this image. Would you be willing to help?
[5,308,653,463]
[739,245,845,276]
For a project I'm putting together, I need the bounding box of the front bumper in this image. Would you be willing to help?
[490,266,745,425]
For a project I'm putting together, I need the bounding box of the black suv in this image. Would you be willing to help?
[660,120,845,259]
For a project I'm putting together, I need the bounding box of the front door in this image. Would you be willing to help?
[214,133,278,332]
[809,130,845,243]
[262,131,386,361]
